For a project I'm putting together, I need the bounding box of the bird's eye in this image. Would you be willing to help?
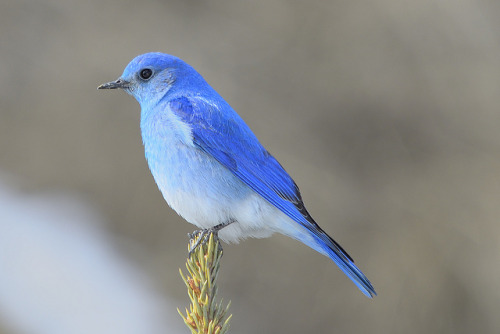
[139,68,153,80]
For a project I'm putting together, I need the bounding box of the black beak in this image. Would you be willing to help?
[97,78,129,90]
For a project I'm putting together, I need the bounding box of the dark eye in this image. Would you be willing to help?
[139,68,153,80]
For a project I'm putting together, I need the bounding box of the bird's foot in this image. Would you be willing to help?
[188,220,234,256]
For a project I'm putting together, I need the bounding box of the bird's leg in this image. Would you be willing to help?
[188,220,235,255]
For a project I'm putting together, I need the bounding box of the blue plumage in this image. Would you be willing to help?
[98,52,376,298]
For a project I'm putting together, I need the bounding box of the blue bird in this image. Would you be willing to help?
[98,52,376,298]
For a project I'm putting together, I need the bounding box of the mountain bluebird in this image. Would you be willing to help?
[98,52,376,297]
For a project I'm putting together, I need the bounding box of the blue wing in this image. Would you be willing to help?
[169,95,376,297]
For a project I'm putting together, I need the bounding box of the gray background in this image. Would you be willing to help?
[2,0,500,333]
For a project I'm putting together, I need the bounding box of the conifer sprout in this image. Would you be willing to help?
[178,233,232,334]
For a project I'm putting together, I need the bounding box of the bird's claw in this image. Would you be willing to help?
[188,229,203,240]
[187,220,234,256]
[188,229,213,256]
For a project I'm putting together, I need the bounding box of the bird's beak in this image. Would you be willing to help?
[97,78,130,90]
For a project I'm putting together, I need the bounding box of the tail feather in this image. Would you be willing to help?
[317,234,376,298]
[282,218,376,298]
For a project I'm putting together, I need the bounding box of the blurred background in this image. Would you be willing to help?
[1,0,500,333]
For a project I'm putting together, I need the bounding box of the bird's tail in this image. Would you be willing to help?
[280,219,376,298]
[315,231,376,298]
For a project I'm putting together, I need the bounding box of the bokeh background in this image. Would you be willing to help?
[2,0,500,333]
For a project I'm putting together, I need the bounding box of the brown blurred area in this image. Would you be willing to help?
[2,0,500,333]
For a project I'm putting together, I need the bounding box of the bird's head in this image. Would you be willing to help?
[98,52,201,107]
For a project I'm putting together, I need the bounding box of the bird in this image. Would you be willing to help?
[98,52,376,298]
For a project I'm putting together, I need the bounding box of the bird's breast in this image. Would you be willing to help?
[140,108,250,228]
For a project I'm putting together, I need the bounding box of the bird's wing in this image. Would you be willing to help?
[170,96,311,223]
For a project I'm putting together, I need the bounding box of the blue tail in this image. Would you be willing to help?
[316,232,376,298]
[290,220,376,298]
